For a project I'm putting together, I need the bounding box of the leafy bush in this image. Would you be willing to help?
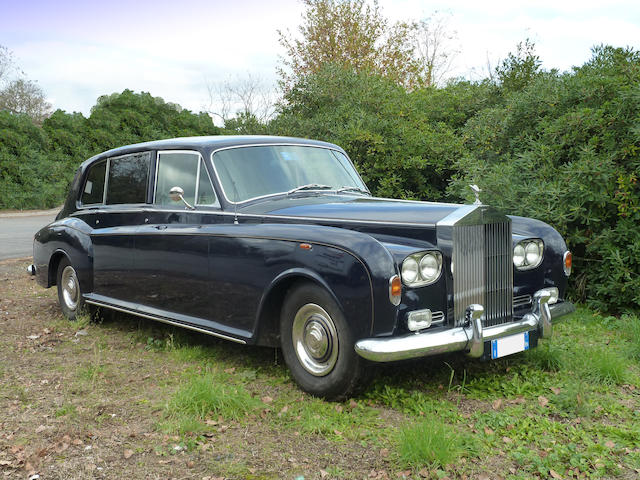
[272,64,466,201]
[0,91,220,210]
[450,46,640,312]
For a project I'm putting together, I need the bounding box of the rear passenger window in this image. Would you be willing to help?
[81,160,106,205]
[106,152,151,205]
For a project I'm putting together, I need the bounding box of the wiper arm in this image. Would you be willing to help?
[287,183,333,195]
[335,185,370,195]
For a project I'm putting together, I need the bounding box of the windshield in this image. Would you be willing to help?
[212,145,368,203]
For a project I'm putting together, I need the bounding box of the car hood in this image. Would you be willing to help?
[239,195,462,225]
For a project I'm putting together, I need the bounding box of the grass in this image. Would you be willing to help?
[3,259,640,479]
[162,371,264,433]
[395,419,475,469]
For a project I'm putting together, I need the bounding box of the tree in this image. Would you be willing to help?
[204,73,276,128]
[278,0,420,90]
[0,44,51,124]
[0,78,52,124]
[0,45,19,84]
[495,38,542,92]
[412,12,460,87]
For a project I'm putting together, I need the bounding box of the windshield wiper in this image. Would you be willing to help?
[287,183,333,195]
[335,186,370,195]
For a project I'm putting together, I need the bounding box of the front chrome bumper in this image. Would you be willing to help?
[354,289,575,363]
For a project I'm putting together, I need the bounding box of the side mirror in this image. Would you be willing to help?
[169,186,195,210]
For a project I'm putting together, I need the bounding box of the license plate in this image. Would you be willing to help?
[491,332,529,359]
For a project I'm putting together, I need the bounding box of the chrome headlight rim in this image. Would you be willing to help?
[401,251,443,287]
[514,238,544,270]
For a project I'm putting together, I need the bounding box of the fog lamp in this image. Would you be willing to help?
[407,309,432,331]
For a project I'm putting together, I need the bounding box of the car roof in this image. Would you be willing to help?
[81,135,342,168]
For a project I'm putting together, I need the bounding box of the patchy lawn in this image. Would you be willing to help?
[0,258,639,479]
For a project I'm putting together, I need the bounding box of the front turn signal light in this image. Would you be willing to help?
[389,275,402,306]
[563,251,572,277]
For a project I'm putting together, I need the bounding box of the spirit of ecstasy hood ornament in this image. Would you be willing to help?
[469,184,482,205]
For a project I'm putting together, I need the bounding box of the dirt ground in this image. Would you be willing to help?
[0,258,408,480]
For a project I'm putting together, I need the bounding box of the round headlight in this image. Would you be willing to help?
[401,256,419,284]
[525,241,541,265]
[513,244,526,267]
[419,254,439,282]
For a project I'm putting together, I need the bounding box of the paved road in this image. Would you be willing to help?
[0,209,59,261]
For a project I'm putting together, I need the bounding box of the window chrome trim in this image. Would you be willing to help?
[209,143,370,205]
[79,158,108,207]
[153,150,220,209]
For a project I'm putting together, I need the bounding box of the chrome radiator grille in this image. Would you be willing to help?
[452,221,513,327]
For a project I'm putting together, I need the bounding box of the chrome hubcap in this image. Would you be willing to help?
[292,303,339,376]
[61,266,79,310]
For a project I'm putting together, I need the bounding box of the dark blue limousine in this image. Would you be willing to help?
[29,136,574,399]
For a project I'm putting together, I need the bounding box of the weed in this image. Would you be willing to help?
[621,313,640,361]
[395,419,475,469]
[550,381,591,418]
[524,341,563,372]
[279,396,384,442]
[575,348,629,385]
[165,373,262,426]
[55,403,77,417]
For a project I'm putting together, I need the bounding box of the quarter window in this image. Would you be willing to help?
[106,152,151,205]
[155,151,218,207]
[81,160,106,205]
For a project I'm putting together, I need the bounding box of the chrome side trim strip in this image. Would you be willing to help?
[85,299,247,344]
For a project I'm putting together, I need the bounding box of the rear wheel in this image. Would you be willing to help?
[56,257,85,320]
[280,282,369,400]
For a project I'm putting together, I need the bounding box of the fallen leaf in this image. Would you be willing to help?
[492,399,503,410]
[278,406,289,417]
[261,396,273,404]
[380,448,389,458]
[186,460,195,468]
[320,469,329,478]
[484,427,494,435]
[205,420,218,426]
[502,436,512,444]
[349,400,358,408]
[123,449,134,459]
[224,367,236,374]
[549,469,562,479]
[333,430,342,436]
[335,405,343,413]
[27,334,40,340]
[538,396,549,407]
[418,468,430,478]
[550,387,562,395]
[605,441,615,448]
[35,425,47,434]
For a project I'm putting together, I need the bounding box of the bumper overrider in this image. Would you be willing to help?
[355,288,575,362]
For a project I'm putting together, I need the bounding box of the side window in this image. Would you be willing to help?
[81,160,106,205]
[155,151,218,207]
[106,152,151,205]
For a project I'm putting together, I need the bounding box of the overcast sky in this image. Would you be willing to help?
[2,0,639,117]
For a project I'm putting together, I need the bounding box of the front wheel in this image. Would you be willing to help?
[56,257,85,320]
[280,282,369,400]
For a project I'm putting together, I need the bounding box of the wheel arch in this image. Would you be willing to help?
[48,249,72,287]
[253,268,342,347]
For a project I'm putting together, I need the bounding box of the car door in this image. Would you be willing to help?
[133,150,223,323]
[89,151,151,305]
